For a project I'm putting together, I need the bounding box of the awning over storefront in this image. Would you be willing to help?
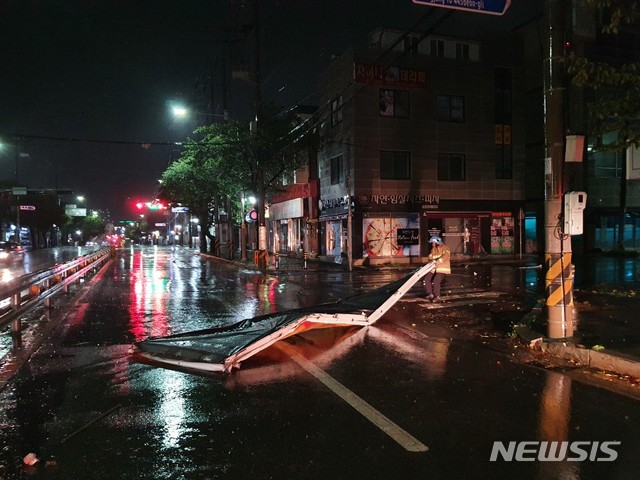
[270,198,304,221]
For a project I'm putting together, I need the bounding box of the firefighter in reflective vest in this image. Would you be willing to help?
[424,235,451,303]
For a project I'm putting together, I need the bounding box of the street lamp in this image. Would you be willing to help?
[170,103,228,123]
[172,105,188,118]
[241,196,247,261]
[240,195,257,261]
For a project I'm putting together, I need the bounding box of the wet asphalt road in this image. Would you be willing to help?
[0,246,639,479]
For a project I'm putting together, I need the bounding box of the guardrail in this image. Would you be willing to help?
[0,248,113,348]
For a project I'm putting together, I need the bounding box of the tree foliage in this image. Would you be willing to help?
[587,0,640,33]
[160,122,244,251]
[160,106,314,254]
[568,0,640,149]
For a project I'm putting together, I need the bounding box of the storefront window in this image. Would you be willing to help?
[363,215,420,258]
[490,215,514,254]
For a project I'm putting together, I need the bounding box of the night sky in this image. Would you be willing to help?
[0,0,537,221]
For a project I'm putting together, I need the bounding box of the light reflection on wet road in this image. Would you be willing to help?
[0,246,639,479]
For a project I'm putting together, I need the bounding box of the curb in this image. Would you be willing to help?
[197,252,344,273]
[515,325,640,379]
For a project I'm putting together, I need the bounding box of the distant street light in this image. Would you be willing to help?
[170,103,228,122]
[172,105,188,118]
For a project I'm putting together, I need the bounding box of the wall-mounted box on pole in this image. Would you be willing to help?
[563,191,587,235]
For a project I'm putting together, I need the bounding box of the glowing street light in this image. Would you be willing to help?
[172,105,188,118]
[170,102,228,122]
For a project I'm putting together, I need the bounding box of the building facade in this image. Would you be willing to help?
[316,28,528,265]
[265,106,320,258]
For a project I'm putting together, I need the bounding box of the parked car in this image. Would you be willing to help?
[0,241,25,264]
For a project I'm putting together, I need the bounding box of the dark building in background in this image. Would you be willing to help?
[266,105,320,257]
[519,2,640,254]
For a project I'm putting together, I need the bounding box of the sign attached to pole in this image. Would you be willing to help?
[412,0,511,16]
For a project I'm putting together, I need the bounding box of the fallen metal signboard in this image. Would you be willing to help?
[133,261,436,373]
[412,0,511,16]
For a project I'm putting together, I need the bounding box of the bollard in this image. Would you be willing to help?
[11,318,22,349]
[303,251,308,269]
[275,252,279,269]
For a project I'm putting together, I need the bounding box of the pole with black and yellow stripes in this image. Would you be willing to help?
[544,0,574,338]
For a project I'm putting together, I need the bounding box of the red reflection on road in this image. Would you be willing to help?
[128,249,170,342]
[243,275,280,315]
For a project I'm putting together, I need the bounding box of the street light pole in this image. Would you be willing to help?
[16,197,20,246]
[241,196,247,261]
[249,0,267,270]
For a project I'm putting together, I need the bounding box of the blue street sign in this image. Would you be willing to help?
[412,0,511,16]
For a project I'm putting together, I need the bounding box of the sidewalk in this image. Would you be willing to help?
[201,249,640,380]
[516,285,640,380]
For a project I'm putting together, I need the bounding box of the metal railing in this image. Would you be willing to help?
[0,248,113,347]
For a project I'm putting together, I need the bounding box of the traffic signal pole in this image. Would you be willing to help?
[544,0,574,338]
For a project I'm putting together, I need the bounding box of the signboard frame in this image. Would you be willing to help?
[411,0,511,16]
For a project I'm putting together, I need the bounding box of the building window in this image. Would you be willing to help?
[495,67,512,124]
[455,42,470,60]
[404,35,420,55]
[430,39,444,57]
[495,67,513,179]
[331,95,343,127]
[330,155,344,184]
[437,153,466,181]
[590,150,623,178]
[381,151,411,180]
[495,145,513,179]
[437,95,464,122]
[379,89,410,118]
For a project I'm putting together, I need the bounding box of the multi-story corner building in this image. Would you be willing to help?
[316,28,528,265]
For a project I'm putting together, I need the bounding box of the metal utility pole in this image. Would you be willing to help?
[346,143,353,272]
[544,0,574,338]
[253,0,267,270]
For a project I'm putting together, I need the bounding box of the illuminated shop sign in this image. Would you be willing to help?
[318,196,349,211]
[354,63,428,89]
[358,194,440,206]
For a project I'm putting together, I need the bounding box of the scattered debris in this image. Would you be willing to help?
[529,337,544,349]
[23,453,39,466]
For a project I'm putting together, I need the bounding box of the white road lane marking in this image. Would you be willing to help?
[276,342,429,453]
